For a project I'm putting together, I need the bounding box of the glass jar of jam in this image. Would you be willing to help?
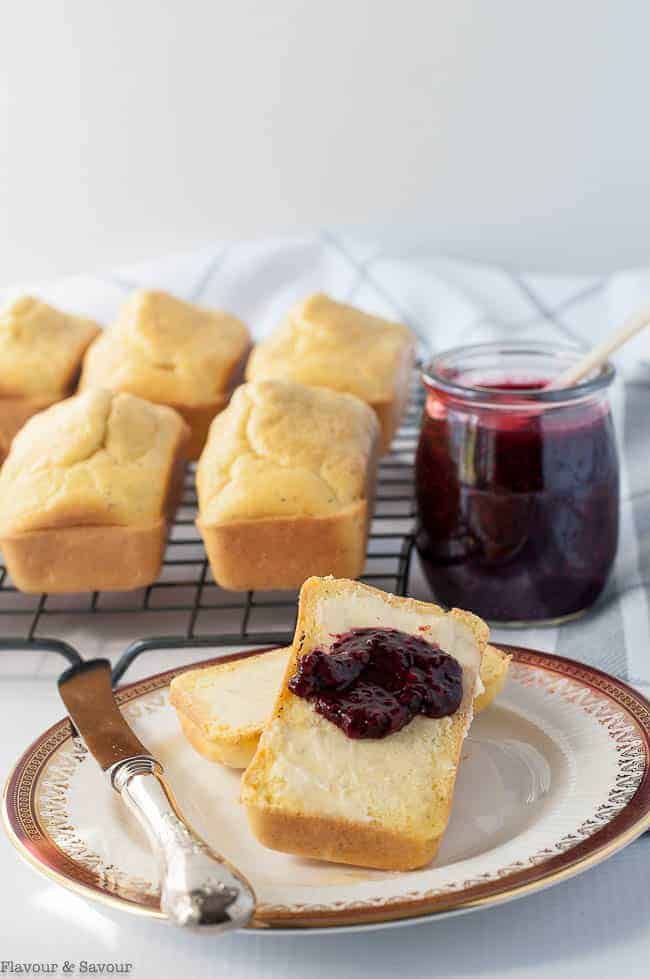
[415,342,619,624]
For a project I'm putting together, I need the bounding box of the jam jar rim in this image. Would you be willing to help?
[421,340,616,407]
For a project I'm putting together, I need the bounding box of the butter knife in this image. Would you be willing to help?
[58,658,257,931]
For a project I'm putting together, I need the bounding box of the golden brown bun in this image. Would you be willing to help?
[246,293,415,451]
[196,381,379,590]
[241,577,488,871]
[170,644,511,769]
[80,290,251,458]
[0,388,189,592]
[0,296,100,459]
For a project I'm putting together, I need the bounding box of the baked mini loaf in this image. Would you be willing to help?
[170,643,510,769]
[0,388,189,593]
[196,381,379,590]
[241,577,488,871]
[0,296,100,462]
[80,290,251,459]
[246,293,415,452]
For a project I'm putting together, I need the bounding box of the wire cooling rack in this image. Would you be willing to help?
[0,382,423,685]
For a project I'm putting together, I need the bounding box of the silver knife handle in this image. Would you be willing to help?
[110,755,256,931]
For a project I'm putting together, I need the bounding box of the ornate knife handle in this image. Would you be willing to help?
[110,755,256,931]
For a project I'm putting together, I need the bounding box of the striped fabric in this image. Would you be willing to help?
[3,234,649,689]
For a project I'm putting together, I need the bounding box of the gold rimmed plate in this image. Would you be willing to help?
[3,646,650,933]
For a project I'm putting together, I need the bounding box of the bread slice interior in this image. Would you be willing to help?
[170,644,510,768]
[241,577,489,870]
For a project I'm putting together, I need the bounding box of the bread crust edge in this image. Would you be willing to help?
[176,712,260,768]
[246,805,442,871]
[197,503,373,592]
[0,396,59,463]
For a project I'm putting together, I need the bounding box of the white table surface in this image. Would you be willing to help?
[1,607,649,978]
[1,243,649,973]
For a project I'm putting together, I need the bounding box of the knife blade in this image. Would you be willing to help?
[59,659,150,768]
[59,658,256,931]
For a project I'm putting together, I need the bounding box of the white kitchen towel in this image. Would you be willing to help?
[2,232,649,686]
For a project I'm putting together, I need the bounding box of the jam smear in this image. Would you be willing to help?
[288,627,463,739]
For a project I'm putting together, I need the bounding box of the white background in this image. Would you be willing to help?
[1,7,650,976]
[1,0,650,284]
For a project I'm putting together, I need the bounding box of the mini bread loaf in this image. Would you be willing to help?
[196,381,380,590]
[0,388,189,593]
[170,644,511,769]
[80,290,251,459]
[241,577,488,871]
[246,293,415,452]
[0,296,100,462]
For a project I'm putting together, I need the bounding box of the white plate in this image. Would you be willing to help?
[4,645,650,932]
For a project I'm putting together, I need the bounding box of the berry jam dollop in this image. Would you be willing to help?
[288,627,463,739]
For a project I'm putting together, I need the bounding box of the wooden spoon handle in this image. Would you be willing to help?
[547,306,650,390]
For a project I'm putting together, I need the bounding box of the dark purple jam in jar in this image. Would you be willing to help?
[415,343,619,624]
[288,627,463,738]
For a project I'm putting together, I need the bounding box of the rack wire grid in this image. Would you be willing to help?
[0,381,424,685]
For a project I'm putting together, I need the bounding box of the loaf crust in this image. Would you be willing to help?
[196,381,379,590]
[0,396,56,464]
[241,577,488,870]
[246,294,415,452]
[80,290,251,459]
[170,644,511,768]
[176,712,260,768]
[198,503,369,591]
[167,396,231,461]
[0,296,100,459]
[474,645,512,713]
[247,806,440,871]
[0,522,169,593]
[0,389,189,592]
